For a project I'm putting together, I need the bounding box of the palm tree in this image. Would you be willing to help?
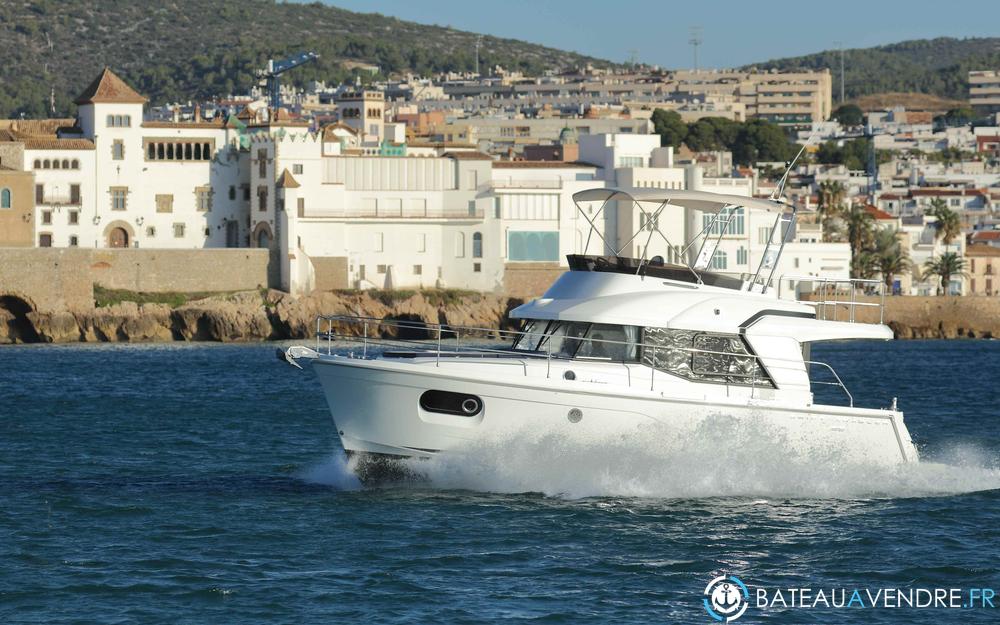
[924,252,967,295]
[874,228,911,291]
[845,205,875,277]
[816,180,847,242]
[926,198,962,245]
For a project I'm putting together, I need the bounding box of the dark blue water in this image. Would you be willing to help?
[2,341,999,623]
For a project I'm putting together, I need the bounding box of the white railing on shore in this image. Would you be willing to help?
[312,314,858,407]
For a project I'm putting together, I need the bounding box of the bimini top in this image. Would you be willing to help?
[572,187,791,214]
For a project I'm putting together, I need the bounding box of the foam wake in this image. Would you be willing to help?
[404,417,1000,500]
[299,453,362,490]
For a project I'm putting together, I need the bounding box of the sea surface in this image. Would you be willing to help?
[2,340,999,624]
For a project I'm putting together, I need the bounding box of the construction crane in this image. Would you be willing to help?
[257,52,319,110]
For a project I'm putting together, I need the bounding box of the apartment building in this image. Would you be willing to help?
[669,69,833,128]
[969,70,1000,115]
[967,244,1000,296]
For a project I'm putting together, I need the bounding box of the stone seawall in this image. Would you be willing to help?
[0,247,272,313]
[805,295,1000,339]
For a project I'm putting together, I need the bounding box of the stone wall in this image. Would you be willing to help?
[0,248,94,311]
[0,169,35,247]
[804,294,1000,338]
[0,247,273,312]
[311,256,349,291]
[89,248,271,293]
[502,262,564,297]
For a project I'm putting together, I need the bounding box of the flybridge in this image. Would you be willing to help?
[571,187,796,294]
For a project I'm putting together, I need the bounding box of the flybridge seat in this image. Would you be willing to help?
[566,254,745,290]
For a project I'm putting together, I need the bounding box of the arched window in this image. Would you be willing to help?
[202,143,210,160]
[1,188,11,209]
[194,143,202,160]
[157,143,165,160]
[257,229,270,248]
[472,232,483,258]
[148,143,156,160]
[71,159,79,169]
[53,159,61,169]
[184,143,192,160]
[43,159,50,169]
[33,159,41,169]
[61,159,69,169]
[455,232,465,258]
[167,144,174,160]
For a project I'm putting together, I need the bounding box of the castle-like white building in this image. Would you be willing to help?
[9,68,850,296]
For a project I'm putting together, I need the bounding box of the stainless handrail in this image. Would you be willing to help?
[312,314,859,407]
[778,275,886,324]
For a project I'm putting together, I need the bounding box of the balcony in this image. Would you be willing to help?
[37,194,81,206]
[301,206,484,219]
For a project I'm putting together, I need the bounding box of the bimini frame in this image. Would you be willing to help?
[571,188,797,294]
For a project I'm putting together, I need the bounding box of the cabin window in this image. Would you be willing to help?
[642,327,771,387]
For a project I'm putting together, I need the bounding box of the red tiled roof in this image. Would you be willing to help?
[493,160,597,168]
[444,151,494,161]
[970,230,1000,241]
[276,169,300,189]
[910,188,986,197]
[75,68,147,105]
[863,204,895,220]
[22,138,95,150]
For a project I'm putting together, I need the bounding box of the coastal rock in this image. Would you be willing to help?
[170,292,274,341]
[28,310,81,343]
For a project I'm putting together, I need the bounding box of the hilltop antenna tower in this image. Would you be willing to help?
[475,35,483,76]
[689,26,703,71]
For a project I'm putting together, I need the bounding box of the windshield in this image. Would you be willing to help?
[511,320,640,361]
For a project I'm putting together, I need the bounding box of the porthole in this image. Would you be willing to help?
[419,390,483,417]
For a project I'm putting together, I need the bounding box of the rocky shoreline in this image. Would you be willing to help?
[1,290,522,344]
[3,289,1000,344]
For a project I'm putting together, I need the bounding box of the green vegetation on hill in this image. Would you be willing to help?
[651,110,796,166]
[0,0,611,118]
[746,37,1000,101]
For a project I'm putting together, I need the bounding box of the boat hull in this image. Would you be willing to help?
[310,354,919,468]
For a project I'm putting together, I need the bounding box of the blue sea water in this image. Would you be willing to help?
[1,340,999,624]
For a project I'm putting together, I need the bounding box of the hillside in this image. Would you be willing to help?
[0,0,611,118]
[746,37,1000,101]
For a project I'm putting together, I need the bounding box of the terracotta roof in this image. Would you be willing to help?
[863,204,895,220]
[967,243,1000,256]
[75,68,147,105]
[910,188,985,197]
[444,151,494,161]
[970,230,1000,241]
[276,169,301,189]
[322,122,358,136]
[22,138,95,150]
[493,160,597,168]
[0,129,17,142]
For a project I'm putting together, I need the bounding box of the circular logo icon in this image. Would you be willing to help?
[703,575,749,622]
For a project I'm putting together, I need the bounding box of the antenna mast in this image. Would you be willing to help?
[475,35,483,76]
[833,41,845,103]
[689,26,703,71]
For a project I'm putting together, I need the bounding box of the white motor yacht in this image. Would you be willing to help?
[281,187,917,479]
